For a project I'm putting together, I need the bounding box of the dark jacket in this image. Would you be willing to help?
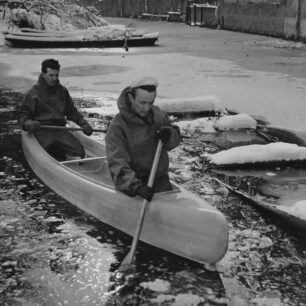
[105,86,180,196]
[17,74,88,129]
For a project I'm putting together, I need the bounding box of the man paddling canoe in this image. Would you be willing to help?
[106,76,181,201]
[17,58,93,160]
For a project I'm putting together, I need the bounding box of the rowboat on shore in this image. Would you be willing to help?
[4,27,159,48]
[21,130,228,265]
[211,126,306,230]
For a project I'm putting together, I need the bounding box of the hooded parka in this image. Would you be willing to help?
[106,87,180,196]
[17,74,90,159]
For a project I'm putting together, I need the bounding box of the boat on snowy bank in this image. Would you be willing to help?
[21,130,228,265]
[164,105,306,230]
[188,113,306,230]
[4,26,159,48]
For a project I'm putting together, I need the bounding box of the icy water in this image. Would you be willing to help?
[1,90,306,305]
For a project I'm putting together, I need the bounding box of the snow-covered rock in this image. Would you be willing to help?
[156,95,226,114]
[209,142,306,165]
[214,113,257,131]
[279,200,306,220]
[176,117,216,133]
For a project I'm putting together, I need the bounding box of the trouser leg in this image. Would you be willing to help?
[56,131,85,158]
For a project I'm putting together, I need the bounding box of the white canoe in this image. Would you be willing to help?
[22,131,228,264]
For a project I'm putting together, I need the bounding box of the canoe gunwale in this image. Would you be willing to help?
[214,177,306,230]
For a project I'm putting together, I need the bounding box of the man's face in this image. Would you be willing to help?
[42,68,59,87]
[129,88,157,117]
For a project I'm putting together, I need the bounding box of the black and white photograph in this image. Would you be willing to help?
[0,0,306,305]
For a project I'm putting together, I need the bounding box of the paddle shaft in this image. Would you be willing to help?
[39,125,107,133]
[0,123,106,133]
[121,140,163,266]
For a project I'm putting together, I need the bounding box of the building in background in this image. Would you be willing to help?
[81,0,306,42]
[99,0,187,18]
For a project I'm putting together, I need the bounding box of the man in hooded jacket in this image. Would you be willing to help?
[17,58,93,160]
[105,76,181,202]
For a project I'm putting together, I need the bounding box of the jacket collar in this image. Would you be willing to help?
[37,73,59,93]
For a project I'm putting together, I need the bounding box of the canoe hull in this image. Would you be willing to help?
[22,131,228,264]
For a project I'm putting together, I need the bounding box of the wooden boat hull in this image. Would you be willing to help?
[22,131,228,264]
[214,176,306,230]
[212,126,306,230]
[4,33,158,48]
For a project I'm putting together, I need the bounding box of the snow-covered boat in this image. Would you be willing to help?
[211,126,306,230]
[21,130,228,264]
[4,26,159,48]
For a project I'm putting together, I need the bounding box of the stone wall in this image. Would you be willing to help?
[219,0,287,38]
[101,0,186,18]
[218,0,306,41]
[298,0,306,41]
[87,0,306,42]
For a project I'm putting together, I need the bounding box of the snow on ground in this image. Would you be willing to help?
[75,92,118,116]
[155,95,225,113]
[149,293,204,305]
[176,113,258,136]
[79,94,226,117]
[214,113,257,131]
[279,200,306,220]
[209,142,306,165]
[79,95,260,140]
[140,279,170,292]
[176,117,217,134]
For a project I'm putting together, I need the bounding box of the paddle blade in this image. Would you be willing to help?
[121,251,134,267]
[119,140,163,270]
[118,252,137,274]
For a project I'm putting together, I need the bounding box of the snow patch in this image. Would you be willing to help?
[156,95,226,114]
[150,293,204,306]
[171,293,204,305]
[251,296,283,306]
[150,294,175,303]
[73,92,118,116]
[265,172,276,176]
[209,142,306,165]
[75,94,227,119]
[279,200,306,220]
[214,113,257,131]
[140,279,171,292]
[176,117,216,133]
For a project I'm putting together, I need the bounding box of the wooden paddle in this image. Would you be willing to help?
[120,139,163,269]
[0,122,106,133]
[38,125,107,133]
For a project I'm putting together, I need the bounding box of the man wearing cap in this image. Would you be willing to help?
[17,58,93,160]
[106,76,181,201]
